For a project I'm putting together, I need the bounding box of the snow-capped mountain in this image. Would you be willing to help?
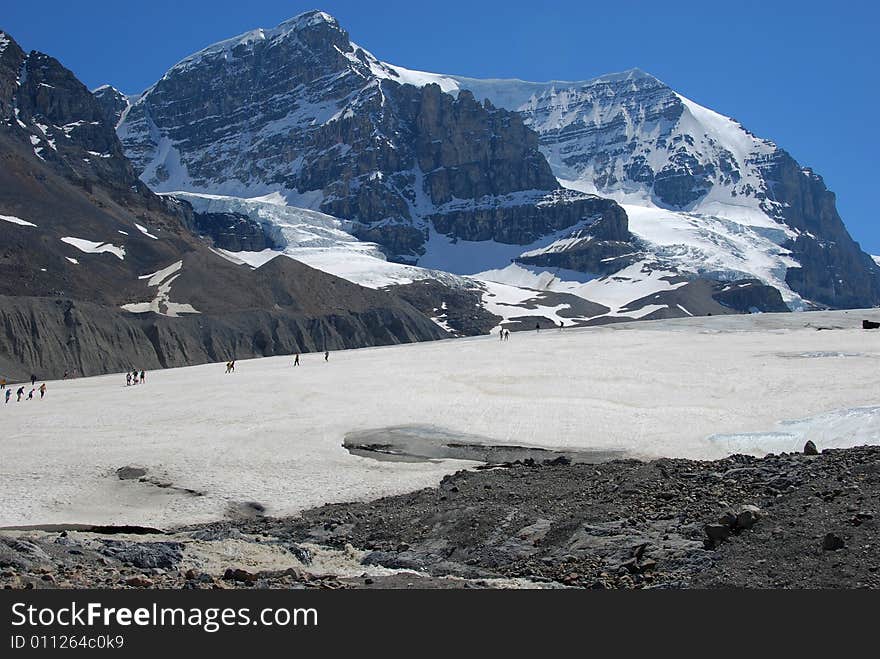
[0,28,444,378]
[117,11,619,267]
[112,10,879,329]
[393,67,880,310]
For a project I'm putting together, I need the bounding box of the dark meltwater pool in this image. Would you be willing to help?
[343,424,626,465]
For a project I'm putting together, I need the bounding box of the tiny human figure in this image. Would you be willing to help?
[39,383,46,399]
[505,329,511,341]
[126,372,132,386]
[559,321,564,331]
[16,386,25,402]
[30,374,37,386]
[324,351,329,362]
[294,353,300,367]
[535,322,540,333]
[225,362,231,374]
[27,388,34,400]
[499,329,504,342]
[140,370,145,384]
[63,371,68,379]
[0,377,6,389]
[230,360,235,372]
[4,389,11,404]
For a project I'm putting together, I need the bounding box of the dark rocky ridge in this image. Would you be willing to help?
[0,254,444,380]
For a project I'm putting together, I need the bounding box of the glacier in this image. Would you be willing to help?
[1,310,878,528]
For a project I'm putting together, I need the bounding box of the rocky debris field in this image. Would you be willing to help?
[2,445,879,589]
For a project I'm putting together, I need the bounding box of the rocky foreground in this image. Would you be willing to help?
[2,445,879,589]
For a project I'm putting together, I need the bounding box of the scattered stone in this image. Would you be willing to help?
[736,505,762,530]
[718,510,738,528]
[289,544,312,565]
[100,541,183,569]
[704,523,731,542]
[117,466,148,480]
[822,533,845,551]
[125,576,153,588]
[804,441,819,456]
[223,568,258,583]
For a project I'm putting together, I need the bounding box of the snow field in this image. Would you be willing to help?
[1,311,878,529]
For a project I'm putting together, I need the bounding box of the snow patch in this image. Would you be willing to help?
[135,223,158,240]
[121,261,200,317]
[60,237,125,260]
[0,214,37,227]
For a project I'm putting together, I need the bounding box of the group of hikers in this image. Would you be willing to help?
[125,369,146,386]
[228,351,329,372]
[292,351,329,367]
[499,320,565,341]
[2,374,47,404]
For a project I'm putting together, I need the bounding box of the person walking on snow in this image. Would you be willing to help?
[27,389,34,400]
[39,383,46,399]
[0,377,6,389]
[294,353,300,367]
[30,374,36,386]
[4,389,10,404]
[140,370,145,384]
[324,351,329,362]
[16,386,24,402]
[126,372,131,386]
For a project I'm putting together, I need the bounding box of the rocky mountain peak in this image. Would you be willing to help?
[92,85,130,128]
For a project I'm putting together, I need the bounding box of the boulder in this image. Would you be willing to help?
[736,505,762,530]
[821,533,845,551]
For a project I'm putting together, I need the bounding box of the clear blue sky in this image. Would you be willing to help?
[3,0,878,253]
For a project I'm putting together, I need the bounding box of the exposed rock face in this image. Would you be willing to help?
[92,85,130,128]
[711,279,790,314]
[116,12,629,262]
[191,211,277,252]
[386,279,501,336]
[1,39,142,193]
[516,205,639,275]
[765,154,880,308]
